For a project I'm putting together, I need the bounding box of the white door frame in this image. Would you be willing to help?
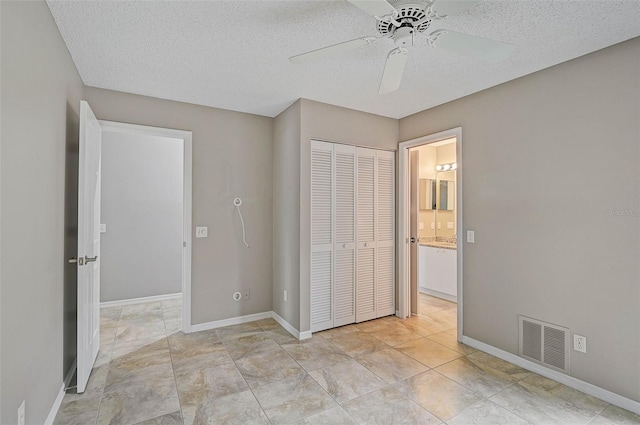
[98,120,193,333]
[397,127,463,341]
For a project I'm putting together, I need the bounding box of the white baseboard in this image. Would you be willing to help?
[100,292,181,308]
[462,336,640,415]
[271,312,312,340]
[419,287,457,303]
[44,383,66,425]
[190,311,272,333]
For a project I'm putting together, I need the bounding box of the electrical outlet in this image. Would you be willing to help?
[195,227,208,238]
[574,334,587,353]
[18,400,25,425]
[100,223,107,233]
[283,290,287,302]
[242,289,250,301]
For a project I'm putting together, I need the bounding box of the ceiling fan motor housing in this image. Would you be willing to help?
[377,0,432,36]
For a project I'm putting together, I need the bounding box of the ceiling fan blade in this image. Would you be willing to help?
[379,48,408,94]
[348,0,397,17]
[431,0,480,16]
[430,30,514,62]
[289,36,378,64]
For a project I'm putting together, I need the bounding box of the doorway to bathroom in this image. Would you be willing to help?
[398,127,463,341]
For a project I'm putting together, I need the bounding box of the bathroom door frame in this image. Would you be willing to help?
[397,127,463,342]
[99,120,194,333]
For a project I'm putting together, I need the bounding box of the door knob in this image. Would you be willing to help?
[85,255,98,263]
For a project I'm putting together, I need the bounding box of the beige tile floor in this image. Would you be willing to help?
[54,295,640,425]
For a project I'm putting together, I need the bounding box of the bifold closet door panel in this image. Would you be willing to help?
[356,147,377,323]
[334,144,356,327]
[376,150,395,317]
[311,141,334,332]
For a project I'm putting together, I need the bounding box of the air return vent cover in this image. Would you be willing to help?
[519,316,570,373]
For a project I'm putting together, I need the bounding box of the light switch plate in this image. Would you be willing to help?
[430,222,435,230]
[100,224,107,233]
[195,227,208,238]
[467,230,475,243]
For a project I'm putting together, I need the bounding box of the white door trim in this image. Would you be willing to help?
[98,120,193,333]
[397,127,463,342]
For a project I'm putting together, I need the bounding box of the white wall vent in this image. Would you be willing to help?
[519,316,570,374]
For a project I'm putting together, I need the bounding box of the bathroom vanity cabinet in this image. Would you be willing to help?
[418,245,457,302]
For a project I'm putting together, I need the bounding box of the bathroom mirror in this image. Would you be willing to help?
[439,180,455,211]
[419,179,436,210]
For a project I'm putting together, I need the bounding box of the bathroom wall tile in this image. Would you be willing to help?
[309,359,386,403]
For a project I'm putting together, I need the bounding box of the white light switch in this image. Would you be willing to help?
[100,224,107,233]
[419,222,424,230]
[196,227,208,238]
[467,230,475,243]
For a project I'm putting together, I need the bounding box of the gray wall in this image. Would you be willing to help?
[399,38,640,402]
[1,1,84,424]
[101,131,183,302]
[273,101,301,328]
[84,87,273,325]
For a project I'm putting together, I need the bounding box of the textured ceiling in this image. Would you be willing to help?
[47,0,640,119]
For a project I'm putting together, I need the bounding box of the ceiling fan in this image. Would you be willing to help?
[289,0,515,94]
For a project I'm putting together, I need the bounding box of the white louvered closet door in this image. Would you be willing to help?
[311,141,334,332]
[333,144,356,327]
[356,147,377,322]
[376,150,395,317]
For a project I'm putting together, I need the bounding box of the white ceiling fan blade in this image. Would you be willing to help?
[290,36,377,64]
[431,30,514,62]
[431,0,480,16]
[348,0,397,17]
[379,48,408,94]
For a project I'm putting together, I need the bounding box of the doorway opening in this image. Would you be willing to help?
[398,127,463,341]
[99,120,193,335]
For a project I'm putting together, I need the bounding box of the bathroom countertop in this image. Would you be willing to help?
[418,236,457,250]
[419,242,457,250]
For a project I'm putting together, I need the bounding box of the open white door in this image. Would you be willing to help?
[76,101,102,393]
